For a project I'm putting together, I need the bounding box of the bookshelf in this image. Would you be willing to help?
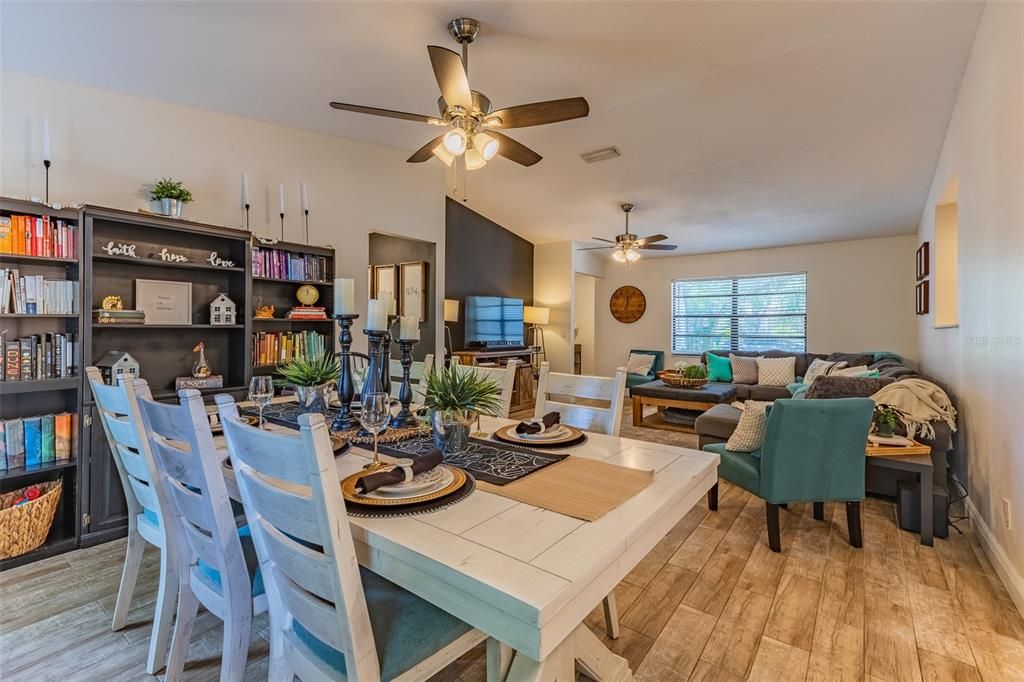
[0,198,83,571]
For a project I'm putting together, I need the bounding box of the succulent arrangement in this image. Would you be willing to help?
[150,177,194,203]
[274,351,340,388]
[422,364,502,419]
[681,364,708,380]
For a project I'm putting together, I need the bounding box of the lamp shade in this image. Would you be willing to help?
[443,298,460,322]
[524,305,550,325]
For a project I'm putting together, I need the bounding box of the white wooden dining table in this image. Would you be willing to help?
[217,415,719,681]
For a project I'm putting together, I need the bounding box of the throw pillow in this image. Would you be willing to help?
[805,375,894,399]
[826,352,875,368]
[730,354,759,384]
[803,358,848,385]
[833,365,870,377]
[726,400,769,453]
[706,353,733,382]
[756,356,796,386]
[626,353,656,376]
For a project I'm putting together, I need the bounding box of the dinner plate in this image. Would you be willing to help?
[492,424,586,448]
[209,415,258,434]
[517,425,569,440]
[375,465,451,494]
[341,465,466,507]
[372,467,455,499]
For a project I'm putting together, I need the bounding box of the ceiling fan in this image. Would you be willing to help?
[580,204,678,263]
[329,17,589,170]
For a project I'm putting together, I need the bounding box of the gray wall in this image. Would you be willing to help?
[368,233,436,361]
[444,198,534,350]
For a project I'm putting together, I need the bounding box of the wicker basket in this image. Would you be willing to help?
[0,480,62,560]
[657,371,709,389]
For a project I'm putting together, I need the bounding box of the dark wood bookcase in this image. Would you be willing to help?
[0,200,336,566]
[0,198,84,571]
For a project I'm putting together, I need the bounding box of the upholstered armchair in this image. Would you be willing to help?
[702,398,874,552]
[625,349,664,392]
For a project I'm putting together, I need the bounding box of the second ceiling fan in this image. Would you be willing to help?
[329,17,589,170]
[581,204,678,263]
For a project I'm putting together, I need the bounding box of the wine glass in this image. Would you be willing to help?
[360,391,394,470]
[248,375,274,429]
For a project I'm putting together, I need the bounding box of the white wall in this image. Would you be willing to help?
[915,2,1024,611]
[591,235,919,376]
[574,274,596,375]
[533,242,573,373]
[0,72,447,356]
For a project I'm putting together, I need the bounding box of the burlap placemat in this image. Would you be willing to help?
[478,457,653,522]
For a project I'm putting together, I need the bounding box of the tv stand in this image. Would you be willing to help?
[452,348,536,414]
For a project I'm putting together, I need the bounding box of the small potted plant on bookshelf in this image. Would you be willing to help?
[422,365,502,453]
[151,177,194,218]
[275,351,340,416]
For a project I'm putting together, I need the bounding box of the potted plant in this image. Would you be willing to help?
[873,404,901,438]
[151,177,194,218]
[422,365,502,453]
[658,362,708,388]
[275,351,340,416]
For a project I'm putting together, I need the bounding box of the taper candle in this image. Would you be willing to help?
[399,315,419,341]
[300,182,309,212]
[242,173,250,206]
[367,299,388,331]
[278,184,285,213]
[333,278,355,315]
[42,119,51,161]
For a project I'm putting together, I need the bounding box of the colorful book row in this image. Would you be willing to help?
[0,215,77,259]
[252,330,327,367]
[251,246,330,282]
[2,270,79,315]
[1,332,77,381]
[0,413,76,472]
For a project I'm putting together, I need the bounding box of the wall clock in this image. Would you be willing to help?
[610,285,646,323]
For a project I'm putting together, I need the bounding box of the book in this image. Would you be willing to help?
[41,414,56,465]
[23,416,42,467]
[0,419,6,471]
[54,413,72,461]
[5,418,25,469]
[4,341,19,380]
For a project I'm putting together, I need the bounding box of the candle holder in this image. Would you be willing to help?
[279,212,285,240]
[44,160,51,204]
[380,315,399,395]
[390,339,420,428]
[244,203,251,231]
[330,314,360,432]
[304,209,310,245]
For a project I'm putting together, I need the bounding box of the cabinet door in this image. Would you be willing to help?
[82,406,129,541]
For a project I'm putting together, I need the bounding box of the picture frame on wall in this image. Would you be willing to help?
[399,260,428,321]
[915,280,930,315]
[135,278,193,325]
[916,241,930,281]
[373,264,397,303]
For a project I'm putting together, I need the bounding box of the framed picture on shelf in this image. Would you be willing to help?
[399,260,427,321]
[135,278,192,325]
[373,264,397,302]
[916,242,930,281]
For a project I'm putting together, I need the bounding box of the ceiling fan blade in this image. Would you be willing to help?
[427,45,473,111]
[487,97,590,129]
[638,244,678,251]
[406,134,446,163]
[329,102,443,125]
[635,234,668,246]
[577,246,615,251]
[490,131,542,166]
[590,237,617,243]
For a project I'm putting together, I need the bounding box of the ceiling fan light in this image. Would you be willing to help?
[443,128,468,155]
[474,132,499,160]
[432,143,455,166]
[611,249,627,263]
[625,247,641,262]
[464,147,487,170]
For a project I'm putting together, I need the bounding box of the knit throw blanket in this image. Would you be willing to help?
[870,377,957,440]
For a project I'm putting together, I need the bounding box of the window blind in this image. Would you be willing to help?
[671,272,807,354]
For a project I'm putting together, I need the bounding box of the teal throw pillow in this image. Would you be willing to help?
[706,353,733,382]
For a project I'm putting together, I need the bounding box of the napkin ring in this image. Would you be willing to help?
[393,457,416,483]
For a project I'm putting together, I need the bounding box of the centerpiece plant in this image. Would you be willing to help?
[275,351,340,415]
[422,364,502,452]
[151,177,194,217]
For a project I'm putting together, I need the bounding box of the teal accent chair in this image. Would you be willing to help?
[625,349,664,392]
[702,398,874,552]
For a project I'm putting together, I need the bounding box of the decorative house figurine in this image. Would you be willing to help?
[209,293,236,325]
[95,350,141,385]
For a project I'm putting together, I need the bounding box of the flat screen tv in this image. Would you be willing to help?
[464,296,525,346]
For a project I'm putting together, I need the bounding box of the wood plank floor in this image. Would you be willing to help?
[2,407,1022,680]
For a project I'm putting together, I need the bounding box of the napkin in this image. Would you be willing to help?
[516,411,561,435]
[354,450,444,494]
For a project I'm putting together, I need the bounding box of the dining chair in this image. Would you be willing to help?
[85,367,176,675]
[135,388,269,682]
[214,395,488,681]
[389,353,434,402]
[532,361,628,639]
[454,359,519,418]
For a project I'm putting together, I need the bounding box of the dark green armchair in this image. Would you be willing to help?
[625,349,664,392]
[702,398,874,552]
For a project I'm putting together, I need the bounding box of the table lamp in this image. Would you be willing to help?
[443,298,459,358]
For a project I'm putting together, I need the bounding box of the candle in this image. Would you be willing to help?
[241,173,250,207]
[367,299,388,331]
[333,277,355,315]
[385,294,396,317]
[300,181,309,213]
[278,184,285,214]
[399,315,420,341]
[42,119,51,162]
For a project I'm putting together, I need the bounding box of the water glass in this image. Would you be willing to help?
[248,375,274,428]
[360,391,394,470]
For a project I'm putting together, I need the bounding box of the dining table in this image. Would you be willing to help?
[217,414,720,681]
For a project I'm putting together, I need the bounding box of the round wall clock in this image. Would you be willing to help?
[296,284,320,306]
[610,285,646,323]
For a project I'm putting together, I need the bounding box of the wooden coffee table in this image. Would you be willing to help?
[630,380,737,434]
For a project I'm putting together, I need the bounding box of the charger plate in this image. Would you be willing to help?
[492,424,587,448]
[342,465,466,506]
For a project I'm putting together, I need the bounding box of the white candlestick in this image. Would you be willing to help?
[241,173,250,206]
[333,278,355,315]
[42,119,51,162]
[278,184,285,214]
[399,315,420,341]
[385,294,396,317]
[367,299,388,331]
[300,182,309,212]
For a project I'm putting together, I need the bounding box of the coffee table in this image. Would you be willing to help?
[631,380,737,433]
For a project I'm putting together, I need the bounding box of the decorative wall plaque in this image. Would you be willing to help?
[610,285,646,323]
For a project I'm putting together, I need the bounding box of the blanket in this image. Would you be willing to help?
[870,377,957,440]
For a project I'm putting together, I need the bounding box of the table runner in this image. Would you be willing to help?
[374,436,567,486]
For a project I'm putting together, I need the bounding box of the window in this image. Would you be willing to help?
[671,272,807,354]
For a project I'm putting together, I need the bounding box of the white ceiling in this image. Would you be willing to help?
[1,1,982,255]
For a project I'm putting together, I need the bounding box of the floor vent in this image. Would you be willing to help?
[580,146,622,164]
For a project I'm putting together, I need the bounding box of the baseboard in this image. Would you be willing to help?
[966,498,1024,617]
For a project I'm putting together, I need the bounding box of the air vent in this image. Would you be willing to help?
[580,146,622,164]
